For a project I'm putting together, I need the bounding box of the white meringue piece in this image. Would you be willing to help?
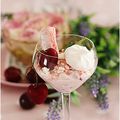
[58,52,65,59]
[65,44,95,70]
[42,67,50,74]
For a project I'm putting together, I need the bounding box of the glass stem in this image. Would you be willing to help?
[61,93,70,120]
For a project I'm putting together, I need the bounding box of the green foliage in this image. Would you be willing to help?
[2,13,13,19]
[70,15,119,76]
[69,15,119,109]
[71,91,80,105]
[100,87,107,95]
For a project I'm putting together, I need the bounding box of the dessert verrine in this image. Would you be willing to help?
[2,11,69,65]
[33,27,97,93]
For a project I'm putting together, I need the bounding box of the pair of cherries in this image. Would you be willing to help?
[4,48,58,110]
[4,66,47,110]
[20,67,58,110]
[20,67,48,110]
[20,48,58,110]
[4,48,58,83]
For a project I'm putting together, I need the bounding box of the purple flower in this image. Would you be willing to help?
[79,22,90,36]
[91,87,99,98]
[88,74,109,110]
[99,95,109,110]
[100,75,109,87]
[47,99,62,120]
[100,102,109,110]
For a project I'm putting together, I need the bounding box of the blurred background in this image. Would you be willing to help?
[1,0,119,25]
[1,0,119,120]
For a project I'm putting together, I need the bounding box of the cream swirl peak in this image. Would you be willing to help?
[65,44,95,71]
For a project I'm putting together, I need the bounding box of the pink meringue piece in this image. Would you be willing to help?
[40,27,59,53]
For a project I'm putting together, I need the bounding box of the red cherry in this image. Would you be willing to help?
[27,84,48,104]
[4,66,21,82]
[19,92,35,110]
[26,67,45,83]
[46,48,58,57]
[39,48,58,70]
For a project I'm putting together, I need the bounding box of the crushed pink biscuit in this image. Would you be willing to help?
[50,59,77,76]
[65,65,70,70]
[34,51,95,93]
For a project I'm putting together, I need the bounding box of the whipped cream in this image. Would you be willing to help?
[65,44,95,70]
[58,52,65,59]
[42,67,50,75]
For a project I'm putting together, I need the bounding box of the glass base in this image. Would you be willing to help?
[61,93,70,120]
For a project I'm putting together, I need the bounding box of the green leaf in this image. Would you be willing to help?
[76,38,93,50]
[99,38,107,48]
[2,13,13,19]
[97,67,111,74]
[79,14,93,22]
[71,91,80,96]
[48,92,60,98]
[89,31,97,37]
[69,14,119,76]
[109,70,119,77]
[98,53,106,58]
[71,91,80,105]
[100,87,107,95]
[109,60,117,68]
[71,95,80,105]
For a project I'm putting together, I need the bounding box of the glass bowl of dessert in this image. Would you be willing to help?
[32,27,98,120]
[2,11,69,66]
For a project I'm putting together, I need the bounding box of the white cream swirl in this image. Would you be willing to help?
[65,44,95,71]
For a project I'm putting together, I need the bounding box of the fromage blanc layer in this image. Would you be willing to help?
[34,59,92,93]
[65,44,95,70]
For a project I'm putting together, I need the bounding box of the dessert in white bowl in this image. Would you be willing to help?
[2,11,69,65]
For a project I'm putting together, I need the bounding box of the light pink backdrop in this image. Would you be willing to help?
[1,0,119,120]
[1,0,119,26]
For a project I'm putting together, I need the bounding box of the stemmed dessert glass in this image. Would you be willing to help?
[32,34,98,120]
